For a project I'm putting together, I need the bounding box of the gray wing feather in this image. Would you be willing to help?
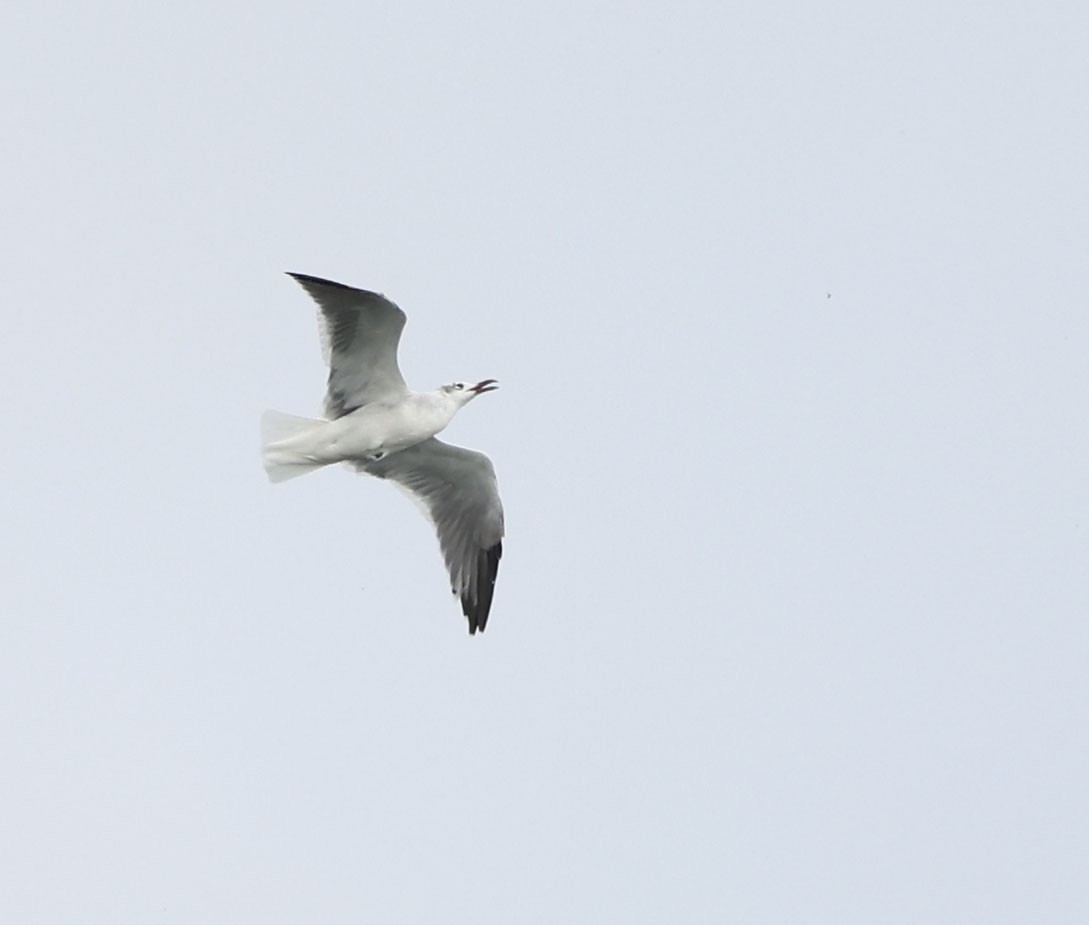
[287,273,408,418]
[360,438,504,634]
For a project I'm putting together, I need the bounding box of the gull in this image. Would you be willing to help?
[261,273,504,634]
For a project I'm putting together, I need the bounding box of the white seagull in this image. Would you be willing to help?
[261,273,504,634]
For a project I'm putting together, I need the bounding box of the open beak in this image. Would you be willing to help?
[470,379,499,394]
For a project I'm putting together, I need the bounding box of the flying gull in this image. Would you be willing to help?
[261,273,504,634]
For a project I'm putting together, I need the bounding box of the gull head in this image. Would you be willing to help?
[442,379,499,404]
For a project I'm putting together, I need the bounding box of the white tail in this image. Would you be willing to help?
[260,410,328,483]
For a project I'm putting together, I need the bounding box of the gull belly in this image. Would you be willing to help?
[328,395,454,461]
[264,393,455,470]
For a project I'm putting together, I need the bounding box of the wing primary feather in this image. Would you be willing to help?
[463,541,502,635]
[285,272,362,291]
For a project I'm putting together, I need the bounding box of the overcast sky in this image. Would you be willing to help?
[3,1,1087,922]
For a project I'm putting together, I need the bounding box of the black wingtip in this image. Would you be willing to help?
[462,541,503,636]
[285,272,360,292]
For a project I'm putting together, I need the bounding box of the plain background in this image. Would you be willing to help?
[3,1,1087,921]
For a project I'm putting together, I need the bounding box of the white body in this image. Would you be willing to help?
[262,391,460,478]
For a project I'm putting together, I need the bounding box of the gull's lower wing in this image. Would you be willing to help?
[360,438,504,634]
[287,273,409,418]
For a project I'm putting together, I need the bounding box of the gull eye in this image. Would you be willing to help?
[455,382,464,390]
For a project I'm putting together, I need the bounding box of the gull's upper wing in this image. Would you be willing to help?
[360,438,504,634]
[287,273,408,418]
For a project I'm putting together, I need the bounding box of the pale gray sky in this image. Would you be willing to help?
[3,1,1087,922]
